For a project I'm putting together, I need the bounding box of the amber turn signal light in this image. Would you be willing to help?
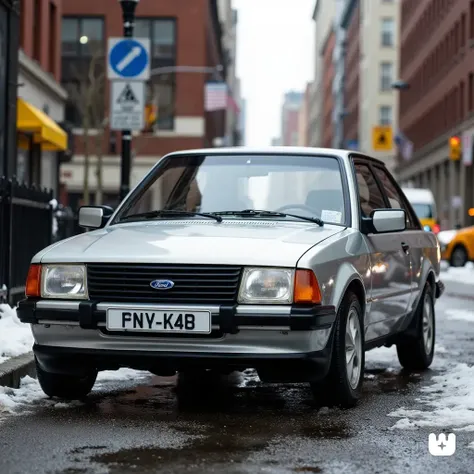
[293,269,322,304]
[25,264,41,297]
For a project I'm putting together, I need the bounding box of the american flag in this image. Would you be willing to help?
[205,81,240,114]
[394,131,413,161]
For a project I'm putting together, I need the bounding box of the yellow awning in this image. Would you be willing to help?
[16,98,68,151]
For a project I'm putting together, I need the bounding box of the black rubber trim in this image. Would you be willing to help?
[289,305,336,330]
[435,280,445,299]
[17,300,336,331]
[16,299,38,324]
[219,304,239,334]
[79,301,98,329]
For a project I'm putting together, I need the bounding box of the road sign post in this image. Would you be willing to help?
[110,0,148,202]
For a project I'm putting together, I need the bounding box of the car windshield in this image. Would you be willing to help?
[412,203,433,218]
[114,154,347,226]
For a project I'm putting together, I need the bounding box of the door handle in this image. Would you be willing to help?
[401,242,410,253]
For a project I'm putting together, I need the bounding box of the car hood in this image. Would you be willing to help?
[36,219,345,267]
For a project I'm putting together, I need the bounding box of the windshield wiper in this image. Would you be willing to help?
[211,209,324,227]
[120,210,223,223]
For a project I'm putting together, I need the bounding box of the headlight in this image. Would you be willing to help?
[238,268,294,304]
[42,264,87,299]
[436,244,441,263]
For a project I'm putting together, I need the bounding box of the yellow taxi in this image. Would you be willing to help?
[437,226,474,267]
[402,187,440,233]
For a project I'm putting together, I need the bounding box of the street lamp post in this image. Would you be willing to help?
[118,0,139,202]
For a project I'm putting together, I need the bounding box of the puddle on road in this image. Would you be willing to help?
[364,368,422,394]
[59,371,353,472]
[56,367,426,473]
[91,435,269,472]
[293,467,323,473]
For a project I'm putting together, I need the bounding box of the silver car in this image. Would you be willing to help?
[18,147,444,407]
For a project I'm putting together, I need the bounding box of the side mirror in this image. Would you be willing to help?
[78,206,114,229]
[371,209,406,233]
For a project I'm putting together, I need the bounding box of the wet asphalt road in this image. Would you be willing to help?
[1,289,474,474]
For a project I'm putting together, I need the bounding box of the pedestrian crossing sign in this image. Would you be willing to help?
[372,126,393,151]
[110,80,145,131]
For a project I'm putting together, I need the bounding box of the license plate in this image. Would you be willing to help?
[106,308,212,334]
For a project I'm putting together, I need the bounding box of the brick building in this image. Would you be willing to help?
[280,91,303,146]
[15,0,69,196]
[396,0,474,228]
[342,1,360,148]
[321,29,336,148]
[59,0,227,209]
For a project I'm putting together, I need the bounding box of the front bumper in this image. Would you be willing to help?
[17,299,336,332]
[18,299,336,382]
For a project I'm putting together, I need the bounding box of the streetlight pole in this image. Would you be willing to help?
[118,0,139,202]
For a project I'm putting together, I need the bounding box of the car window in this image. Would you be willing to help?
[353,163,386,217]
[117,154,348,226]
[372,166,419,229]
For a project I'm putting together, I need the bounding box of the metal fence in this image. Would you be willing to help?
[0,177,53,305]
[53,205,84,243]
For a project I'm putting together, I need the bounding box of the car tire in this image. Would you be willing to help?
[450,245,468,267]
[310,291,365,408]
[396,283,435,371]
[35,357,97,400]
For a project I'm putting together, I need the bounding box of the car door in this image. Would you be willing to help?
[353,160,412,338]
[372,165,424,308]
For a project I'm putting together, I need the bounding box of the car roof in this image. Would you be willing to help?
[164,146,386,165]
[402,187,435,203]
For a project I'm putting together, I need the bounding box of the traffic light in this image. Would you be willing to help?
[449,135,461,160]
[143,103,157,133]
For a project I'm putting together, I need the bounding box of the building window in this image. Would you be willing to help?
[379,106,392,125]
[381,18,394,47]
[469,72,474,112]
[48,2,57,75]
[33,0,41,61]
[471,1,474,39]
[61,17,104,56]
[135,18,176,131]
[380,62,393,91]
[61,17,105,128]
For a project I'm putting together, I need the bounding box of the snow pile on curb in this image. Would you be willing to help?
[0,305,34,364]
[440,261,474,283]
[388,363,474,431]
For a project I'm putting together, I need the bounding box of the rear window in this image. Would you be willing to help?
[412,203,433,218]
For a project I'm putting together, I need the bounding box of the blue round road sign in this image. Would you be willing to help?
[109,38,149,78]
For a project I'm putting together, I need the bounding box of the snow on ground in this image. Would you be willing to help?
[0,368,152,417]
[440,261,474,283]
[388,363,474,432]
[445,308,474,323]
[365,343,448,373]
[0,305,34,364]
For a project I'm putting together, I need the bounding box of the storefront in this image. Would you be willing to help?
[16,97,68,189]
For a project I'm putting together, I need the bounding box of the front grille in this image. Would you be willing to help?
[87,264,242,304]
